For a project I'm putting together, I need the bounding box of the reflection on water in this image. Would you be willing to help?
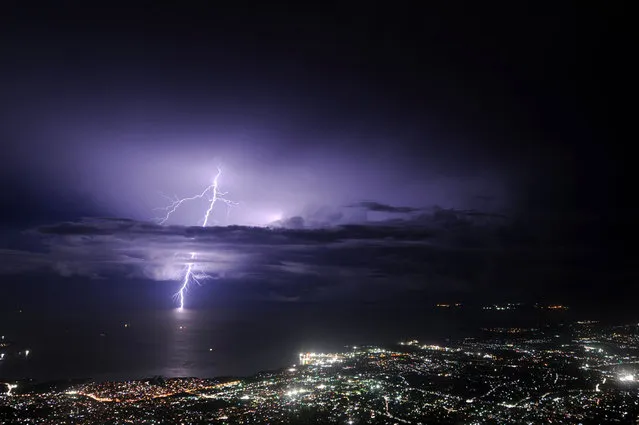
[164,308,215,378]
[0,307,300,381]
[0,305,580,382]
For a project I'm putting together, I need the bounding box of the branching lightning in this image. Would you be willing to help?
[156,166,236,310]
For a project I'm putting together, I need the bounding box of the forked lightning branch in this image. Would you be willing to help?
[156,167,236,309]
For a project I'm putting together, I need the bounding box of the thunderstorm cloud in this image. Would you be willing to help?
[0,205,598,303]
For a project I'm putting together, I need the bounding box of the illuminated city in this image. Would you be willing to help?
[2,320,638,424]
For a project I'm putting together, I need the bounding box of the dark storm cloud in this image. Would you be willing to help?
[0,209,520,301]
[350,201,421,214]
[3,202,611,303]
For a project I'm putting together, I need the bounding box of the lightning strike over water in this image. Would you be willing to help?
[157,167,236,310]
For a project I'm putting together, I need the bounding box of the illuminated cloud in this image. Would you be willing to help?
[0,209,511,298]
[0,202,608,304]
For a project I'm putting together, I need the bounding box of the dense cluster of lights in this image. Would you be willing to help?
[435,303,462,308]
[482,302,523,311]
[1,321,638,423]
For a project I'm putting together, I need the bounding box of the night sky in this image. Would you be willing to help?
[0,3,630,314]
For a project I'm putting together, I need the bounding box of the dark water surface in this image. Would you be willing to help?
[0,301,598,382]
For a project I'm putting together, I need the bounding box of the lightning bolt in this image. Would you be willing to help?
[156,166,236,310]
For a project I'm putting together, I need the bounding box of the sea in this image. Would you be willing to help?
[2,273,636,384]
[0,300,614,383]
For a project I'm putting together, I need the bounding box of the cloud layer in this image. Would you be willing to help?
[1,200,610,305]
[0,207,518,301]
